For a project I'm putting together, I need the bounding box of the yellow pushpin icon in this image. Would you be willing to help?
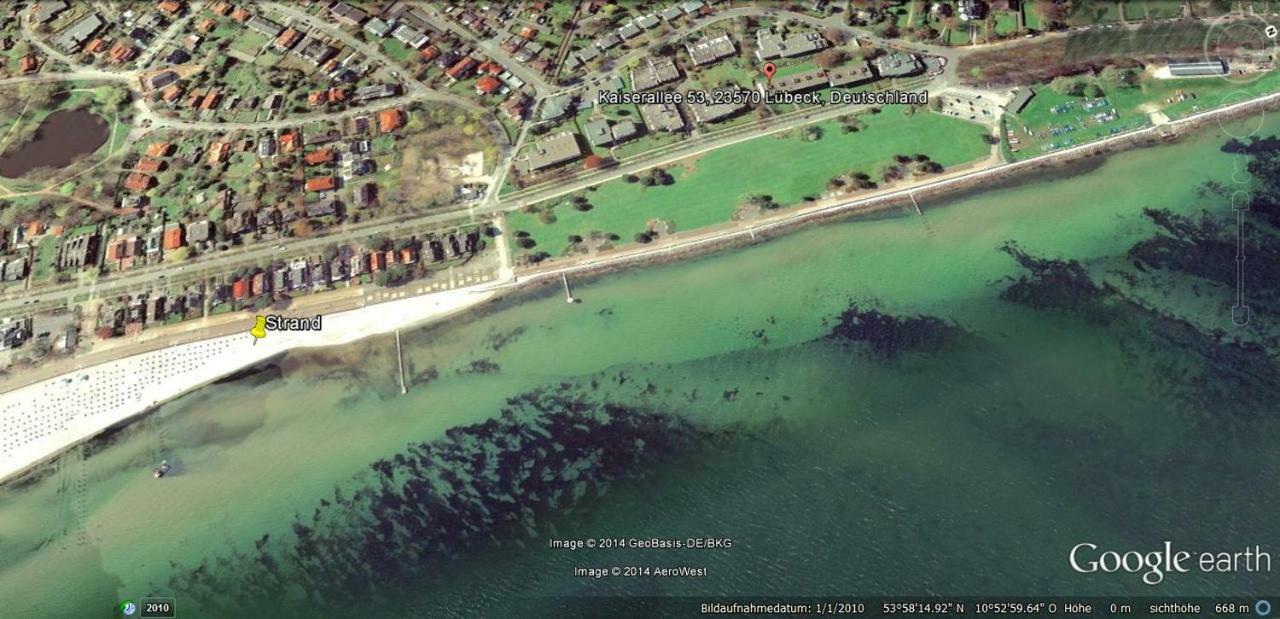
[249,315,267,344]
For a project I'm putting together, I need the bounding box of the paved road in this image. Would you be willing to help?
[263,2,509,145]
[1,5,1238,322]
[0,3,953,322]
[145,92,428,131]
[0,208,488,314]
[0,69,136,87]
[502,75,936,207]
[416,5,557,94]
[0,71,936,316]
[20,12,82,68]
[135,1,207,70]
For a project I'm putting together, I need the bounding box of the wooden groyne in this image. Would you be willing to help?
[395,329,407,395]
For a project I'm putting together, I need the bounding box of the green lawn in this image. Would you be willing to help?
[229,30,269,57]
[994,11,1020,35]
[947,22,976,45]
[1142,0,1184,19]
[31,235,59,282]
[894,2,927,28]
[380,38,417,65]
[1068,1,1125,25]
[1023,5,1044,30]
[509,110,990,258]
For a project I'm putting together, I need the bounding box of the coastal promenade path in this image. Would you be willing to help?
[4,69,1279,486]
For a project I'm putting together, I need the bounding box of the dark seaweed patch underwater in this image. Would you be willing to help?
[141,133,1280,617]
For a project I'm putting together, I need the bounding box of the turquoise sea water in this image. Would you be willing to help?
[2,115,1279,617]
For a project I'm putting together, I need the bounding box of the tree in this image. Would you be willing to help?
[17,82,60,109]
[375,264,410,287]
[1034,0,1068,29]
[1100,65,1138,88]
[745,194,776,209]
[634,231,653,243]
[99,87,131,110]
[822,28,849,45]
[913,26,939,41]
[1049,76,1086,97]
[815,48,849,69]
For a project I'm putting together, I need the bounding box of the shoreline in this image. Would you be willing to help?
[503,90,1280,291]
[0,286,495,485]
[2,88,1277,486]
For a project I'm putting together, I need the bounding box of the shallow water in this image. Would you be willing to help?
[0,115,1276,617]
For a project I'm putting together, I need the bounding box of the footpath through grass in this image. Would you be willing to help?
[509,110,991,259]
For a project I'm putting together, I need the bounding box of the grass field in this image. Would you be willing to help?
[509,110,990,258]
[1023,4,1044,30]
[380,38,418,65]
[1142,1,1184,18]
[1068,2,1125,26]
[229,30,269,58]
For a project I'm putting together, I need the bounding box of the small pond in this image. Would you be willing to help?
[0,108,109,178]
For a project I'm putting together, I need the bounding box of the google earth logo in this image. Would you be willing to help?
[119,600,137,616]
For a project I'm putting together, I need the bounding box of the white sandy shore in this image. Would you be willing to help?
[0,285,494,484]
[4,87,1279,486]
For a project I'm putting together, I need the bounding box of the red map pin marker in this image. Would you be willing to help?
[762,62,777,86]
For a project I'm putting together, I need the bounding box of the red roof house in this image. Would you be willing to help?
[475,75,502,95]
[304,149,335,165]
[146,142,174,157]
[446,56,477,79]
[377,109,403,134]
[124,173,154,192]
[305,176,337,192]
[135,158,163,173]
[108,41,136,64]
[162,224,184,250]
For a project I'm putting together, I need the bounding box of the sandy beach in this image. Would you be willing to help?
[0,285,495,484]
[3,86,1278,487]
